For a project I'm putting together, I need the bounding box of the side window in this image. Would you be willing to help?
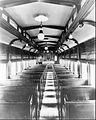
[90,64,95,87]
[11,62,16,77]
[22,60,26,70]
[81,63,88,80]
[17,61,21,73]
[70,61,74,73]
[74,61,78,77]
[0,63,7,82]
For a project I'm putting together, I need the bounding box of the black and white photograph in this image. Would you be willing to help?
[0,0,95,119]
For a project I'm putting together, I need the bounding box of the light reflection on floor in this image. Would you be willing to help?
[40,71,59,119]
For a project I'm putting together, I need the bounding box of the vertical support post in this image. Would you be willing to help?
[6,51,11,79]
[57,55,60,64]
[16,60,18,74]
[77,45,81,78]
[87,63,91,85]
[21,49,24,71]
[69,49,71,59]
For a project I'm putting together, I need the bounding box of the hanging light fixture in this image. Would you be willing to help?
[45,42,48,50]
[35,15,48,22]
[47,50,49,53]
[69,34,73,39]
[73,5,76,8]
[26,43,28,47]
[38,26,44,40]
[45,46,48,50]
[78,22,84,28]
[35,14,48,40]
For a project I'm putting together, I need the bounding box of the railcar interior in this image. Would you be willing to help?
[0,0,95,120]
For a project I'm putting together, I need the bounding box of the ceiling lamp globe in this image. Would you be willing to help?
[45,46,48,50]
[69,34,73,39]
[35,15,48,22]
[38,30,44,40]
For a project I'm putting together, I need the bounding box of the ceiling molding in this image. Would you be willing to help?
[36,41,57,43]
[23,25,65,31]
[69,38,79,44]
[9,38,20,45]
[62,44,69,48]
[29,47,34,52]
[0,0,37,7]
[60,46,65,51]
[39,43,56,47]
[79,19,96,27]
[65,8,77,31]
[31,35,60,39]
[0,0,81,8]
[22,44,26,50]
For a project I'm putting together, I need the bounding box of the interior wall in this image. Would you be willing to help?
[0,43,36,62]
[61,37,95,63]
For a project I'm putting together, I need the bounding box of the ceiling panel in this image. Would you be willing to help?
[72,24,95,44]
[85,5,95,21]
[35,38,58,44]
[63,40,76,49]
[4,1,73,51]
[0,27,17,44]
[12,41,26,49]
[5,2,73,27]
[38,42,56,45]
[27,27,62,37]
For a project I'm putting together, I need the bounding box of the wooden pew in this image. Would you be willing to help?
[0,80,38,119]
[61,86,95,119]
[0,64,46,119]
[0,101,30,119]
[61,86,95,101]
[65,100,95,119]
[58,78,86,87]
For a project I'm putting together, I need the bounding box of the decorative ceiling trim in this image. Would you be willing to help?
[0,10,39,50]
[58,0,94,48]
[69,38,79,44]
[29,47,34,52]
[0,0,81,8]
[31,35,60,39]
[9,38,20,45]
[39,44,56,47]
[60,46,65,51]
[79,19,96,27]
[22,44,26,50]
[66,0,94,36]
[23,25,65,31]
[36,41,57,43]
[62,44,69,48]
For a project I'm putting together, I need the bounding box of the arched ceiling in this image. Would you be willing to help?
[0,0,95,55]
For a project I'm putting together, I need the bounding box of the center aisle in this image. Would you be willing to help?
[39,67,59,120]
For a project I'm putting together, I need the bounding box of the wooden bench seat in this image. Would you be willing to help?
[0,102,30,119]
[0,86,37,102]
[65,100,95,119]
[55,71,71,75]
[0,79,38,86]
[61,86,95,101]
[59,80,85,87]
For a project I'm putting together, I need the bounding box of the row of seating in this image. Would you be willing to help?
[54,64,95,120]
[0,64,46,119]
